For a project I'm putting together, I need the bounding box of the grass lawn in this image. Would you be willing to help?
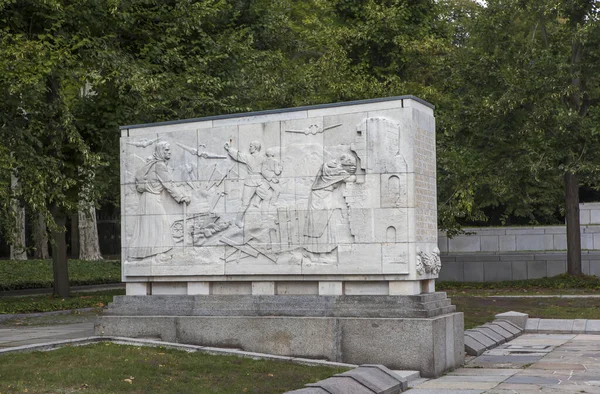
[438,275,600,329]
[0,259,121,291]
[0,343,348,394]
[449,294,600,329]
[0,289,125,314]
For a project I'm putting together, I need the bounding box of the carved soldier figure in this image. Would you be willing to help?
[224,140,269,227]
[303,154,357,254]
[261,150,283,204]
[129,141,190,260]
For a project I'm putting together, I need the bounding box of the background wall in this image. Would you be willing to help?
[439,203,600,281]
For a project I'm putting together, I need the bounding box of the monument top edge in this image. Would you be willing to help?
[120,95,433,130]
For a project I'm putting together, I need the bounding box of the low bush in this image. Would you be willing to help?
[0,259,121,291]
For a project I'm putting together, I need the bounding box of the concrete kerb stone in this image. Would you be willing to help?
[494,311,528,329]
[305,376,374,394]
[0,336,357,369]
[464,336,486,356]
[481,323,514,340]
[474,327,506,345]
[358,364,409,392]
[525,318,540,332]
[492,320,523,336]
[285,389,328,394]
[297,365,407,394]
[464,330,496,349]
[586,320,600,333]
[537,319,574,333]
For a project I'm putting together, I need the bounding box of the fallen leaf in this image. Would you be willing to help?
[97,302,104,307]
[123,379,132,384]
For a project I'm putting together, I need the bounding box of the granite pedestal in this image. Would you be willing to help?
[96,292,463,378]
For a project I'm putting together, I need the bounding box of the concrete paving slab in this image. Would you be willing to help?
[448,368,517,377]
[504,375,561,384]
[529,362,586,370]
[412,380,498,390]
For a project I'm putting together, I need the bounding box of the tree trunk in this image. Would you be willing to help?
[10,173,27,260]
[33,213,50,259]
[565,172,582,275]
[78,205,103,260]
[50,204,70,297]
[71,213,80,259]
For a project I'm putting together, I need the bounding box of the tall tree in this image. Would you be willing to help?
[440,0,600,272]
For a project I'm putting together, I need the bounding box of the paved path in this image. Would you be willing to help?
[411,333,600,393]
[0,283,124,297]
[0,322,94,348]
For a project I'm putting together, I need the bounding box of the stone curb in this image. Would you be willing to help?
[0,335,357,369]
[0,307,99,323]
[489,295,600,298]
[287,364,408,393]
[464,319,524,356]
[525,318,600,334]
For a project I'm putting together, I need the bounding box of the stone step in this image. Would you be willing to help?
[106,294,458,318]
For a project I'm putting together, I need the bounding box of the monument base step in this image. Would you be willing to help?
[95,312,464,378]
[104,292,455,318]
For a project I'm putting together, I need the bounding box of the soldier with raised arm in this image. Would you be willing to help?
[224,140,268,227]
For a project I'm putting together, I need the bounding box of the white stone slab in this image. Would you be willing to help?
[120,97,437,284]
[187,282,210,295]
[126,283,150,295]
[318,281,343,295]
[306,100,402,118]
[252,281,276,295]
[152,282,187,295]
[128,120,213,137]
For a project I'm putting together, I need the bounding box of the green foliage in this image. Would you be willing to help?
[438,274,600,291]
[438,0,600,232]
[0,290,123,314]
[0,342,349,393]
[0,260,120,291]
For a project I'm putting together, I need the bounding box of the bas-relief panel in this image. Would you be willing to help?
[121,111,426,277]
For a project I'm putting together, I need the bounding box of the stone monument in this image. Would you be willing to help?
[96,96,464,377]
